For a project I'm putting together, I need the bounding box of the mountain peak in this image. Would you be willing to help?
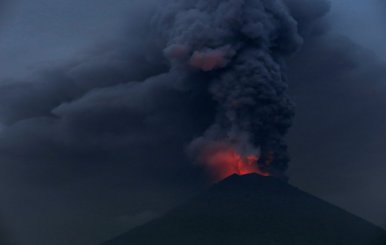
[102,174,386,245]
[215,173,283,186]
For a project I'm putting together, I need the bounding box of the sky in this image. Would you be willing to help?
[0,0,385,245]
[328,0,386,61]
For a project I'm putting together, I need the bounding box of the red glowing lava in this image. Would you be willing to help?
[201,145,271,181]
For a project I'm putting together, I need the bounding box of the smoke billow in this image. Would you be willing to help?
[153,0,304,175]
[0,0,334,244]
[0,0,329,184]
[4,0,386,244]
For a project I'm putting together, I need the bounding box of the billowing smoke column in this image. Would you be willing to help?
[154,0,302,180]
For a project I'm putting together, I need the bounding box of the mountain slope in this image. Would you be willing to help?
[101,174,386,245]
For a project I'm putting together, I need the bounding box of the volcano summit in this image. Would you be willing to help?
[101,174,386,245]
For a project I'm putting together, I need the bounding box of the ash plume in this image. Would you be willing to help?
[154,0,303,174]
[0,0,328,183]
[0,1,334,244]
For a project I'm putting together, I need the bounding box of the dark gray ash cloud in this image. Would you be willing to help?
[0,0,385,244]
[154,0,321,175]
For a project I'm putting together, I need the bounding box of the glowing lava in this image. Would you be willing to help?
[201,145,271,182]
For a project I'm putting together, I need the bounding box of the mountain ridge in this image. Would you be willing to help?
[101,174,386,245]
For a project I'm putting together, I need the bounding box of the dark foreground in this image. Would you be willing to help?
[101,174,386,245]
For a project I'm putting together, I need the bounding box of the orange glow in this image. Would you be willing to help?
[201,145,271,182]
[189,50,227,71]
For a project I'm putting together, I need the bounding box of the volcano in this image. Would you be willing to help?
[101,174,386,245]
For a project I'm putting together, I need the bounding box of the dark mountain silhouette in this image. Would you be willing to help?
[101,174,386,245]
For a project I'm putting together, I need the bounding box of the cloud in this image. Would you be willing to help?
[0,0,385,244]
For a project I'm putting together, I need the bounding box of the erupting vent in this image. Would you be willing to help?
[200,144,272,181]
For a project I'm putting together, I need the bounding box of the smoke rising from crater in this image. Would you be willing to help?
[0,0,335,244]
[154,0,304,174]
[3,0,386,244]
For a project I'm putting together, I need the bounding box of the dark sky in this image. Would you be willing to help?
[0,1,385,245]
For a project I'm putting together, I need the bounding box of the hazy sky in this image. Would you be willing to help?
[0,1,385,245]
[328,0,386,60]
[0,0,151,80]
[0,0,385,80]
